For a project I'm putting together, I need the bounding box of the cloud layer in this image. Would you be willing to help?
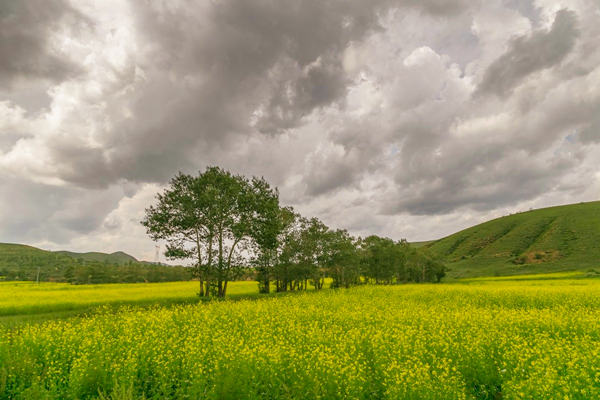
[1,0,599,260]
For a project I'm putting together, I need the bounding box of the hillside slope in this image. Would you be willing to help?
[426,201,600,278]
[54,250,138,265]
[0,243,77,279]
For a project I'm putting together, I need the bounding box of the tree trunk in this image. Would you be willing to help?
[216,227,224,297]
[222,237,240,298]
[195,229,204,297]
[206,233,214,296]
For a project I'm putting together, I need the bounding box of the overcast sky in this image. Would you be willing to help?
[1,0,599,261]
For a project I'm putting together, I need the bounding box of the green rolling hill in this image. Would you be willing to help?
[0,243,191,283]
[54,250,138,265]
[0,243,76,280]
[425,201,600,278]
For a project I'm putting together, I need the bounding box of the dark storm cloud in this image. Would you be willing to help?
[0,0,84,86]
[47,136,116,189]
[2,0,600,253]
[254,57,349,134]
[0,175,124,242]
[382,92,592,215]
[388,149,583,215]
[477,9,579,97]
[44,0,471,187]
[304,153,357,197]
[579,115,600,144]
[103,0,396,184]
[382,75,600,215]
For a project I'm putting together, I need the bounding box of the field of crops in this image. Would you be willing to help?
[1,275,600,399]
[0,281,259,321]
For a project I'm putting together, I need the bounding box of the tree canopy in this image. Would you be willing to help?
[142,167,280,297]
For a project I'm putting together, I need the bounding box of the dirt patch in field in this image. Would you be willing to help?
[521,250,561,264]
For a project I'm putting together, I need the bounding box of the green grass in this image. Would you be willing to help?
[1,277,600,399]
[426,201,600,278]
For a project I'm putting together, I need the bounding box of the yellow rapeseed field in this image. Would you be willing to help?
[1,276,600,399]
[0,281,258,317]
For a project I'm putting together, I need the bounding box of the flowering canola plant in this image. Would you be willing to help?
[1,277,600,399]
[0,281,258,317]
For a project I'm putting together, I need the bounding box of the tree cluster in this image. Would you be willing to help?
[142,167,280,297]
[143,167,445,297]
[258,213,445,293]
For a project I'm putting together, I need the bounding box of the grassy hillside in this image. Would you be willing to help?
[0,243,76,280]
[54,250,137,265]
[426,201,600,278]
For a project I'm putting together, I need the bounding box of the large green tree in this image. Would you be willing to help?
[142,167,280,297]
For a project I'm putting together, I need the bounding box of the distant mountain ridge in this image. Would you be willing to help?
[0,243,190,283]
[54,250,138,265]
[425,201,600,278]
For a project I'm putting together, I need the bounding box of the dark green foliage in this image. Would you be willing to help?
[360,237,445,284]
[268,221,445,289]
[142,167,281,297]
[325,230,361,289]
[272,212,324,292]
[360,236,406,284]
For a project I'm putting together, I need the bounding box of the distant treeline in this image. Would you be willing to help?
[143,167,445,297]
[0,248,192,284]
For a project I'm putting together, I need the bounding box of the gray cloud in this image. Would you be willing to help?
[0,174,125,242]
[0,0,85,86]
[388,146,584,215]
[254,56,349,134]
[37,0,473,188]
[476,8,579,97]
[100,0,396,186]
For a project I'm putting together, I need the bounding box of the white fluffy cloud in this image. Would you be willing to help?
[0,0,599,259]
